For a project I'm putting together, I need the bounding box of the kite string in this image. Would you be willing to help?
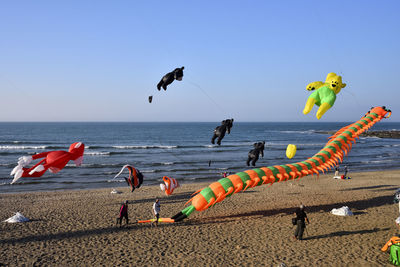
[185,77,229,117]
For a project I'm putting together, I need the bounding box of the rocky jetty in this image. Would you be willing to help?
[316,130,400,139]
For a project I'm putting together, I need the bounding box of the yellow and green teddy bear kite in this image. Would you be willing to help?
[303,72,346,119]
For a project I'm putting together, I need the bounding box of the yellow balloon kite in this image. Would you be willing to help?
[286,144,297,159]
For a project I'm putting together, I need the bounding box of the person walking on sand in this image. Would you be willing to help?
[117,200,129,227]
[152,199,160,227]
[293,204,310,240]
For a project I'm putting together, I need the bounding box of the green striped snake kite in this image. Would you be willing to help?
[171,106,392,222]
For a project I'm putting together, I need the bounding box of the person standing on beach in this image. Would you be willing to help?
[152,199,160,227]
[294,204,310,240]
[344,166,349,178]
[117,200,129,227]
[334,166,340,177]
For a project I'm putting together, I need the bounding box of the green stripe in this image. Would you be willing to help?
[217,178,234,197]
[267,167,280,182]
[253,169,266,186]
[331,140,342,148]
[369,112,378,118]
[320,150,331,158]
[324,145,337,153]
[300,161,312,169]
[308,158,320,166]
[200,187,216,202]
[349,126,358,133]
[291,163,303,172]
[280,165,292,176]
[337,136,348,143]
[182,205,196,216]
[343,130,353,138]
[355,123,363,128]
[236,172,251,185]
[314,155,326,163]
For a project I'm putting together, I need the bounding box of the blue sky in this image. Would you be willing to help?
[0,1,399,122]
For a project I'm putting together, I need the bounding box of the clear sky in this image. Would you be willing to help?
[0,0,399,122]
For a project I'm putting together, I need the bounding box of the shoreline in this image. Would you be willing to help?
[3,166,400,195]
[1,169,400,265]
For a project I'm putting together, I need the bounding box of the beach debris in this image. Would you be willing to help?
[211,119,234,146]
[157,66,184,91]
[286,144,297,159]
[113,165,143,192]
[169,106,391,223]
[331,206,353,216]
[333,175,351,180]
[247,141,265,166]
[160,176,179,196]
[303,72,346,119]
[111,188,121,194]
[10,142,85,184]
[4,212,30,223]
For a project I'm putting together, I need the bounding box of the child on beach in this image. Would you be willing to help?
[117,200,129,227]
[152,199,160,227]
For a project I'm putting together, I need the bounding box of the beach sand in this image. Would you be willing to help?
[1,170,400,266]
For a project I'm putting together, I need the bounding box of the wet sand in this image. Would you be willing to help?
[1,170,400,266]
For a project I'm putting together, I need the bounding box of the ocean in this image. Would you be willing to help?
[0,122,399,193]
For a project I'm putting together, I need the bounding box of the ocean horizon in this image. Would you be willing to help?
[1,121,399,194]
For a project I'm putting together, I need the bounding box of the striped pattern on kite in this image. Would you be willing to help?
[171,106,391,222]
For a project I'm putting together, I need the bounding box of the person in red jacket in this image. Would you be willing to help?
[117,200,129,227]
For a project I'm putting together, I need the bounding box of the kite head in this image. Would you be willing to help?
[174,67,184,81]
[69,142,85,164]
[370,106,391,118]
[325,73,346,94]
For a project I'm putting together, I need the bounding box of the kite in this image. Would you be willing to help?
[211,118,234,145]
[157,67,184,91]
[303,72,346,119]
[114,165,144,192]
[169,106,391,222]
[160,176,180,196]
[137,218,175,223]
[246,141,265,166]
[286,144,297,159]
[10,142,85,184]
[148,96,153,103]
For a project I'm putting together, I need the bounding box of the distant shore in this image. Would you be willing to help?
[1,170,400,266]
[316,130,400,139]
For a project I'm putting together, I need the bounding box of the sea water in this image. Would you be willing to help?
[0,122,399,193]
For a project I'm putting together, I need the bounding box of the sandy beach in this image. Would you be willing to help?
[1,170,400,266]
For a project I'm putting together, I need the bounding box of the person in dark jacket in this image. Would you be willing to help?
[117,200,129,227]
[294,204,310,240]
